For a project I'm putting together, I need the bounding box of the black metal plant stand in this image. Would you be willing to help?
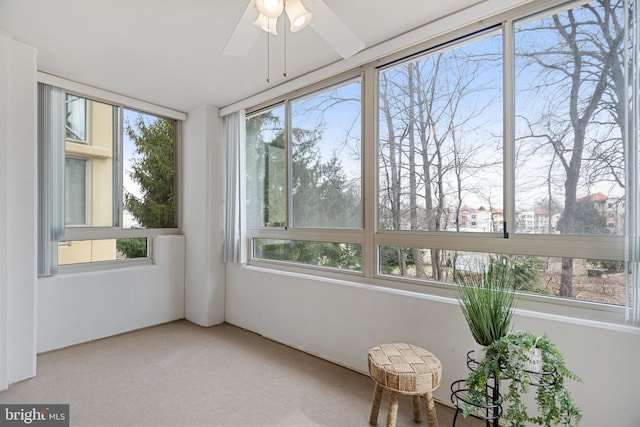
[450,350,555,427]
[450,350,501,427]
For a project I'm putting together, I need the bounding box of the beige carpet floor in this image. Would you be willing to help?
[0,320,485,426]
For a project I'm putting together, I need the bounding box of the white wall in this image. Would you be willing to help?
[226,264,640,426]
[0,35,7,392]
[0,32,38,390]
[38,235,185,352]
[182,106,226,326]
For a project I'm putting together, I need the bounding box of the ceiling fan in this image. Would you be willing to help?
[223,0,365,60]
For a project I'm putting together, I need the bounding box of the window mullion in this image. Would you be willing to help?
[285,99,292,229]
[362,68,377,279]
[503,19,515,238]
[115,105,123,228]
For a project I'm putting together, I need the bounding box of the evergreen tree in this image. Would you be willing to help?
[556,199,608,235]
[248,112,362,269]
[124,115,175,228]
[117,114,175,259]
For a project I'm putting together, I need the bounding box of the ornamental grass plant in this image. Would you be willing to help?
[456,257,517,347]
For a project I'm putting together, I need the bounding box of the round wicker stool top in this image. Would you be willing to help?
[368,343,442,395]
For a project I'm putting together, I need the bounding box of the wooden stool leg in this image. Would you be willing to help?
[369,383,384,425]
[412,395,422,423]
[423,391,438,427]
[387,391,399,427]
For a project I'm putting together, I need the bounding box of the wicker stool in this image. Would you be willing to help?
[368,343,442,427]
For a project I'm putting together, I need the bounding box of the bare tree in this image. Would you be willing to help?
[379,72,408,275]
[378,34,502,280]
[515,0,629,296]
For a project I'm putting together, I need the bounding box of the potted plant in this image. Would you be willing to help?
[456,257,517,361]
[463,330,582,426]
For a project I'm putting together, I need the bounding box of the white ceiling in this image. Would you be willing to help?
[1,0,505,113]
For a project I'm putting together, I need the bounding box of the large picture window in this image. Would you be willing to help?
[246,78,363,267]
[50,91,178,268]
[513,2,627,237]
[290,81,362,228]
[242,0,634,319]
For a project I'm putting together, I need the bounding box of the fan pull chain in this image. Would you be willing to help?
[266,17,271,83]
[283,16,287,77]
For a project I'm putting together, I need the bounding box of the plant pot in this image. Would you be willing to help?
[474,341,487,363]
[523,348,542,372]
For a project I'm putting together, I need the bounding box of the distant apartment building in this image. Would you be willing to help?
[456,205,503,232]
[578,192,624,234]
[458,192,624,235]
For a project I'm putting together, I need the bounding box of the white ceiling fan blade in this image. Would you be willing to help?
[223,0,261,57]
[307,0,365,59]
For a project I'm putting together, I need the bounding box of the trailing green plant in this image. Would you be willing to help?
[463,331,582,426]
[456,258,517,346]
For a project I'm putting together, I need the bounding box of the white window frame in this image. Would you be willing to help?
[39,73,185,271]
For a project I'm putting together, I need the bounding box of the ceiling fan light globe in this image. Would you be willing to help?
[256,0,284,19]
[288,12,312,32]
[285,0,312,32]
[253,13,278,35]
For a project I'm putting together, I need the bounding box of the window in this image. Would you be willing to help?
[513,3,626,237]
[246,105,286,227]
[375,1,628,305]
[246,80,362,230]
[246,78,363,267]
[241,0,634,318]
[122,108,177,229]
[290,82,362,228]
[254,239,362,271]
[378,30,503,233]
[44,89,179,268]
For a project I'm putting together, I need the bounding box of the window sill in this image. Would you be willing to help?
[239,261,634,328]
[56,257,153,275]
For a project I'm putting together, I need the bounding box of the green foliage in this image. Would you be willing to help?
[124,115,175,228]
[456,259,517,346]
[463,331,582,426]
[290,128,360,228]
[256,240,362,271]
[379,246,400,274]
[116,238,147,259]
[556,200,608,235]
[501,255,547,294]
[587,259,624,272]
[379,246,416,274]
[246,111,361,229]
